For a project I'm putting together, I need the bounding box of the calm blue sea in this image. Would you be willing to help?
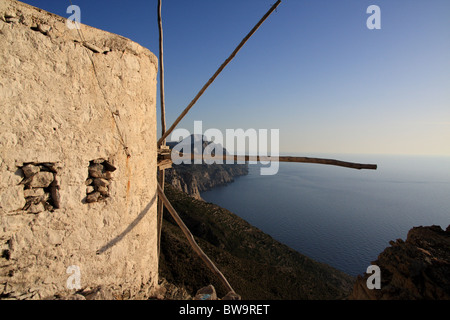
[201,154,450,276]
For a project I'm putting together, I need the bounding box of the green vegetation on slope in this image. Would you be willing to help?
[159,185,354,300]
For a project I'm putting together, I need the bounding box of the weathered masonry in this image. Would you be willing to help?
[0,0,158,299]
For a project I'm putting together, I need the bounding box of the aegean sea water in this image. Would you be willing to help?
[201,154,450,276]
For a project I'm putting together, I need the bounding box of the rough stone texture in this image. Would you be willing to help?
[349,225,450,300]
[22,164,40,178]
[0,0,158,299]
[26,171,54,188]
[193,284,217,300]
[150,278,192,300]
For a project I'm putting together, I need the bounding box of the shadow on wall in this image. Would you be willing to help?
[96,192,157,255]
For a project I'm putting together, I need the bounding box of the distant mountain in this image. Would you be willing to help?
[166,134,229,156]
[164,135,248,200]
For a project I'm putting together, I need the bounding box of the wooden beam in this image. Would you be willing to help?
[157,0,167,260]
[157,0,166,142]
[157,0,282,147]
[171,154,378,170]
[157,183,236,294]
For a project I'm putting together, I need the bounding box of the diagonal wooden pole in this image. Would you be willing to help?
[157,0,282,147]
[157,0,166,260]
[157,183,235,294]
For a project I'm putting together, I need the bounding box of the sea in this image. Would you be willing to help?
[201,154,450,276]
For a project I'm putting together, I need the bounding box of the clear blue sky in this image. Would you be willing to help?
[21,0,450,156]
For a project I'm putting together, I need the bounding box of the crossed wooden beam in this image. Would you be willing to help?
[156,0,377,296]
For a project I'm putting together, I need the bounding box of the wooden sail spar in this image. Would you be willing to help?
[156,1,283,297]
[157,0,167,260]
[157,0,283,147]
[157,183,236,294]
[155,0,377,297]
[155,0,376,172]
[159,154,377,171]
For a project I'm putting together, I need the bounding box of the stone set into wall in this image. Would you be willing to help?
[0,0,158,299]
[20,162,61,214]
[86,159,116,203]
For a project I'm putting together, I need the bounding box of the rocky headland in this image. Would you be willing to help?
[350,224,450,300]
[164,163,248,200]
[160,185,450,300]
[164,135,248,200]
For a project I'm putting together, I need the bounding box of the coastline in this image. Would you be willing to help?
[159,185,355,300]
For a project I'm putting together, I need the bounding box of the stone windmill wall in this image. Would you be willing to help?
[0,0,159,299]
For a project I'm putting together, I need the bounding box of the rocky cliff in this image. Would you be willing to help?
[164,163,248,200]
[350,225,450,300]
[164,135,248,200]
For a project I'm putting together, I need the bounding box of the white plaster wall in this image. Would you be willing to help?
[0,0,158,299]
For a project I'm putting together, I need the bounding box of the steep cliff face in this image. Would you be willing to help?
[164,163,248,200]
[164,135,248,199]
[350,225,450,300]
